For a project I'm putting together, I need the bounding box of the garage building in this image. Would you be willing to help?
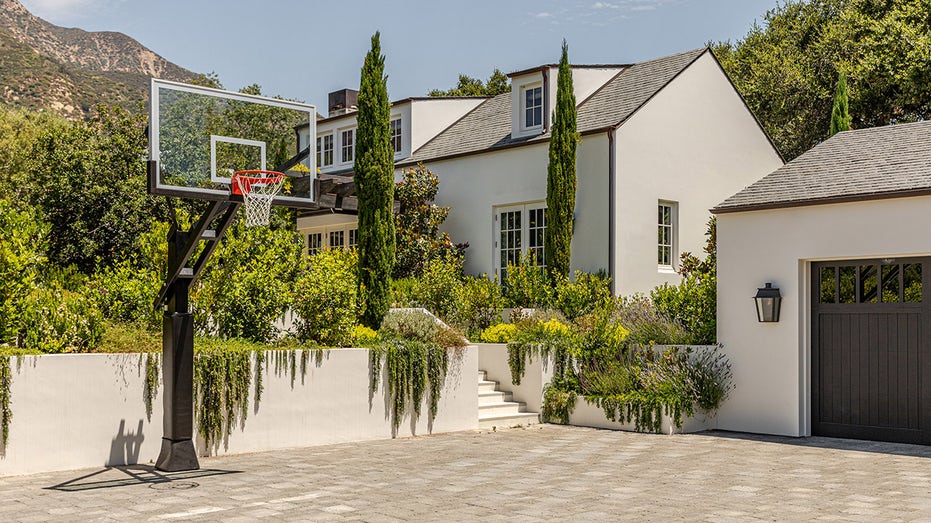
[713,120,931,444]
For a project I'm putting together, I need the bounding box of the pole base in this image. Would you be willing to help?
[155,438,199,472]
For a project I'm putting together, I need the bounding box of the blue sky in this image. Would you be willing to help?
[21,0,780,111]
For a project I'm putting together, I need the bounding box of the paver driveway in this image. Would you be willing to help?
[3,425,931,522]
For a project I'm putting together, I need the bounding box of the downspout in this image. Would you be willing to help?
[542,69,549,134]
[607,128,616,295]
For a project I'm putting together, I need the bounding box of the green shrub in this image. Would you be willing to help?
[194,224,302,343]
[551,271,612,320]
[91,259,162,330]
[412,254,463,319]
[390,277,418,308]
[20,285,104,353]
[293,249,359,347]
[652,274,716,345]
[0,199,46,345]
[349,325,379,347]
[479,323,518,343]
[451,275,504,336]
[503,255,551,308]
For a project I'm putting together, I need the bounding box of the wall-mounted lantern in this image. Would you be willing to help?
[753,283,782,323]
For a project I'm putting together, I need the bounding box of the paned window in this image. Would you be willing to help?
[658,202,676,268]
[348,228,358,249]
[307,232,323,256]
[341,129,354,163]
[390,119,402,154]
[524,86,543,128]
[317,134,333,167]
[495,203,547,282]
[329,230,345,250]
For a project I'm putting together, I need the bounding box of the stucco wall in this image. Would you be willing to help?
[0,347,478,476]
[614,51,783,296]
[426,135,609,279]
[716,195,931,437]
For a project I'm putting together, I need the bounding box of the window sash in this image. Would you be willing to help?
[322,134,333,166]
[524,86,542,128]
[341,130,354,163]
[390,119,402,153]
[658,203,674,267]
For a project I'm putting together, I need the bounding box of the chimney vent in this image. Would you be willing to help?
[328,89,359,117]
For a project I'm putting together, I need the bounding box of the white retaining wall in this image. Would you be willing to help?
[0,347,478,476]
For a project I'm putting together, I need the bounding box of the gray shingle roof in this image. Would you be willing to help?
[713,120,931,213]
[405,48,707,164]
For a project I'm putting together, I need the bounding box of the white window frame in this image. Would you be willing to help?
[307,232,324,256]
[521,84,543,131]
[317,133,334,167]
[340,128,355,164]
[658,200,678,272]
[390,118,402,156]
[494,202,547,281]
[304,223,359,255]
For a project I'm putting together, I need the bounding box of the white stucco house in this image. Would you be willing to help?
[298,48,783,295]
[714,120,931,445]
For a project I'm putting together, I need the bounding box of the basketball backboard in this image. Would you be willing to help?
[148,79,317,208]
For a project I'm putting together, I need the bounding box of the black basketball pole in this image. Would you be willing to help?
[156,229,198,471]
[151,172,240,472]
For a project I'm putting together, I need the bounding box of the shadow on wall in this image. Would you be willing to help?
[107,419,145,467]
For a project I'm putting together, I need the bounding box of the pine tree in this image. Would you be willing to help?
[545,40,578,281]
[354,32,395,329]
[829,72,851,136]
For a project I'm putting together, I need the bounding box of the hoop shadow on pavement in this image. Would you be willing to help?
[700,429,931,459]
[45,465,241,492]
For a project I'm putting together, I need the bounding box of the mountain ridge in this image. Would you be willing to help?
[0,0,199,117]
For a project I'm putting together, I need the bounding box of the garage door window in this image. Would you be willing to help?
[819,262,922,304]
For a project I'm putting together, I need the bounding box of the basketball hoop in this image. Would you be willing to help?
[232,170,285,227]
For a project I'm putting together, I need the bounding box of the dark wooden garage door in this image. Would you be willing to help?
[812,258,931,444]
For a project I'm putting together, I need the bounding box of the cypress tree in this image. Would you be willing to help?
[545,39,578,281]
[829,72,851,136]
[354,32,395,329]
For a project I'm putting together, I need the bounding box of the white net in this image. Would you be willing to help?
[233,171,285,227]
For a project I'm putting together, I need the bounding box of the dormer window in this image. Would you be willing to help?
[390,118,402,154]
[523,85,543,129]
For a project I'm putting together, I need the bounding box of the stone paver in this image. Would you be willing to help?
[4,425,931,521]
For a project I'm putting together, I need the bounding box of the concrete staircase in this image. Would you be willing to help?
[478,370,539,429]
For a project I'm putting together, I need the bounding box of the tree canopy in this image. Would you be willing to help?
[428,69,509,97]
[715,0,931,160]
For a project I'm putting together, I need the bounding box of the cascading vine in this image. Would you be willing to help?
[194,348,254,449]
[369,340,451,433]
[1,356,11,454]
[141,352,160,422]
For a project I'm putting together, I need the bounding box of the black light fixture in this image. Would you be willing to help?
[753,283,782,323]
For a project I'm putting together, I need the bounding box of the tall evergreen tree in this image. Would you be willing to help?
[544,40,578,281]
[354,32,395,328]
[829,72,851,136]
